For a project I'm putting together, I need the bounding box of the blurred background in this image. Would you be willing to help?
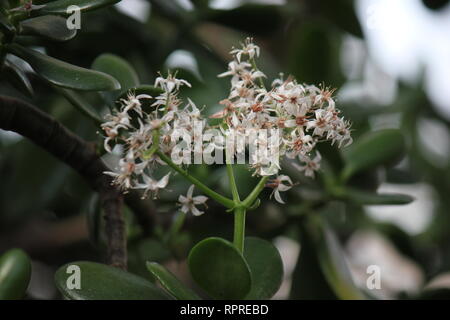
[1,0,450,300]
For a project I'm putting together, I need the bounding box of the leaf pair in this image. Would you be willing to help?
[147,237,283,300]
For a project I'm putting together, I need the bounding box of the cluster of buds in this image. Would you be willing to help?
[101,38,352,209]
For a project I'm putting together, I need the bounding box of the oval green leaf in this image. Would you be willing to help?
[92,53,139,104]
[302,215,364,300]
[341,129,406,181]
[188,237,251,300]
[243,237,283,300]
[34,0,121,16]
[343,188,414,205]
[7,44,120,91]
[315,0,363,38]
[54,261,171,300]
[3,59,34,97]
[146,262,201,300]
[19,15,76,41]
[0,249,32,300]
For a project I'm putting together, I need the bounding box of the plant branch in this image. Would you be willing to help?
[242,175,269,208]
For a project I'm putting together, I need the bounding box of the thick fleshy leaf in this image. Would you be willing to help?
[293,215,364,300]
[204,5,283,35]
[54,261,171,300]
[243,237,283,300]
[0,249,32,300]
[128,239,172,279]
[19,15,76,41]
[343,188,414,205]
[341,129,406,181]
[313,0,363,38]
[288,22,344,87]
[146,262,201,300]
[290,224,338,300]
[188,237,251,299]
[2,59,34,97]
[7,44,120,91]
[92,53,139,104]
[34,0,121,16]
[310,216,364,299]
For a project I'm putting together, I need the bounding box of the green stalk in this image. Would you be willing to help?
[242,175,269,208]
[233,206,246,253]
[156,150,234,209]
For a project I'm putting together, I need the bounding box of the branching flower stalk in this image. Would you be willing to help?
[101,38,352,253]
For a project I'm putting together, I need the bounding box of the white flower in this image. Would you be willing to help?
[134,172,171,199]
[266,175,294,204]
[121,92,152,117]
[306,109,333,137]
[178,185,208,216]
[103,151,147,190]
[293,152,322,178]
[230,38,260,62]
[154,72,191,93]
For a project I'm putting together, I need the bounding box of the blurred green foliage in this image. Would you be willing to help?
[1,0,450,300]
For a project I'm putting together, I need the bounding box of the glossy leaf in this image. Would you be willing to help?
[146,262,201,300]
[292,215,364,300]
[188,237,251,299]
[19,15,76,41]
[2,59,34,97]
[0,249,32,300]
[310,216,364,299]
[290,224,338,300]
[204,5,283,35]
[289,22,344,87]
[128,239,171,279]
[54,261,171,300]
[92,53,139,104]
[34,0,121,16]
[341,129,406,181]
[7,44,120,91]
[57,88,103,123]
[343,188,414,205]
[243,237,283,300]
[92,54,139,90]
[313,0,363,38]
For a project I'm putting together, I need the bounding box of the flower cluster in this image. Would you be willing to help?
[101,38,352,209]
[101,72,204,206]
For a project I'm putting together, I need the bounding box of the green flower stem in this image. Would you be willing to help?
[225,150,240,203]
[233,206,246,253]
[156,150,235,209]
[242,175,269,208]
[250,57,265,89]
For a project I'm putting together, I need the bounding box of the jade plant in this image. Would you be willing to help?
[0,0,416,301]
